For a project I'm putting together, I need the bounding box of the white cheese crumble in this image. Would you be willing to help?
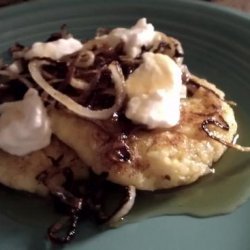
[103,18,155,58]
[126,90,181,129]
[0,89,52,156]
[25,37,83,60]
[125,52,182,129]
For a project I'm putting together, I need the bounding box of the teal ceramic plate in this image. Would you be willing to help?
[0,0,250,249]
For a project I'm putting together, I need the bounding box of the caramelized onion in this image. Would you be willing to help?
[50,187,83,210]
[226,100,237,107]
[202,117,250,152]
[0,70,15,78]
[45,171,136,244]
[48,214,79,244]
[150,33,184,65]
[83,37,108,50]
[107,186,136,225]
[75,50,95,68]
[28,60,125,119]
[0,70,33,88]
[190,75,225,100]
[70,77,90,90]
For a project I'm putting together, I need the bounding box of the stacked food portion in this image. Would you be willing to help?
[0,18,247,243]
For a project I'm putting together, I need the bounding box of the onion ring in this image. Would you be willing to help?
[202,117,250,152]
[75,50,95,68]
[48,214,79,244]
[70,77,90,90]
[28,60,125,119]
[107,186,136,225]
[190,75,225,100]
[0,70,33,88]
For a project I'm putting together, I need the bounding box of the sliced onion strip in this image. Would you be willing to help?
[202,118,250,152]
[28,60,125,119]
[0,70,33,88]
[70,77,90,90]
[108,186,136,225]
[75,50,95,68]
[190,74,225,100]
[48,214,79,244]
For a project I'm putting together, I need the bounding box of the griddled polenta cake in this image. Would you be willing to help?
[49,75,237,191]
[0,18,239,193]
[0,137,88,196]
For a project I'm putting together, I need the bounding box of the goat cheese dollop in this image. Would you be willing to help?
[25,37,83,60]
[0,89,52,156]
[125,52,182,129]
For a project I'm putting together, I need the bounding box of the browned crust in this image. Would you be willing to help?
[50,75,237,190]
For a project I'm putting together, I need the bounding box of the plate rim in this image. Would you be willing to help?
[0,1,250,250]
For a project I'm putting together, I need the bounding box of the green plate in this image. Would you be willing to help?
[0,0,250,249]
